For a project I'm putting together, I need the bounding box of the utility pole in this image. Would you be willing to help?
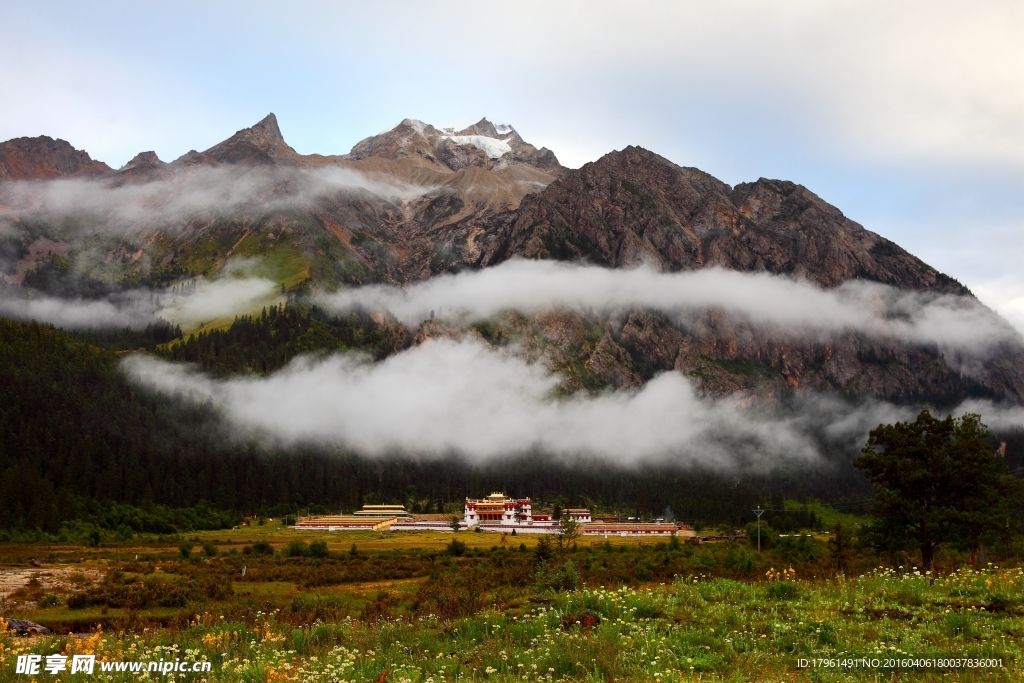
[753,505,765,552]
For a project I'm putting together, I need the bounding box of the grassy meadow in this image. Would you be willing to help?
[2,526,1023,681]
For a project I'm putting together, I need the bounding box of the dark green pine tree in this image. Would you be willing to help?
[854,411,1023,570]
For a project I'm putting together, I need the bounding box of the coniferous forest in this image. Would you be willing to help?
[3,310,1022,538]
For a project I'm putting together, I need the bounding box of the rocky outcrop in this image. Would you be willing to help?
[200,113,302,165]
[0,136,111,180]
[476,146,965,294]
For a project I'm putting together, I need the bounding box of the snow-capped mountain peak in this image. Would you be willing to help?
[348,117,562,175]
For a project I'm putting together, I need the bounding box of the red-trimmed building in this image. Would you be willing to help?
[464,492,533,527]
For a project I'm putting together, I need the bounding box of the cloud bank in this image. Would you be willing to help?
[317,259,1022,352]
[159,276,279,329]
[0,290,161,329]
[0,164,432,236]
[123,338,1024,468]
[0,275,277,330]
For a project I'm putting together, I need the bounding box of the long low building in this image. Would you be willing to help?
[582,523,691,537]
[293,515,397,531]
[390,520,467,532]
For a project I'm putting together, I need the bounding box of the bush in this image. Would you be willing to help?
[692,549,717,570]
[247,541,274,556]
[202,542,218,557]
[179,542,192,559]
[534,560,580,591]
[745,522,775,550]
[723,547,755,571]
[308,540,329,558]
[447,539,466,556]
[39,594,61,608]
[764,581,803,600]
[66,570,232,609]
[286,540,309,557]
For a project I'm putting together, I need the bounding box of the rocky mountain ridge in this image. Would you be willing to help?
[0,136,111,180]
[2,114,1023,406]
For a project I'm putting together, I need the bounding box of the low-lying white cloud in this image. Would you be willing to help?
[317,259,1023,352]
[159,276,278,329]
[123,338,1024,467]
[0,275,276,330]
[120,339,821,466]
[0,164,433,236]
[0,291,160,329]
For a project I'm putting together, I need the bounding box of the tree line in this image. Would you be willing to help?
[2,311,1023,560]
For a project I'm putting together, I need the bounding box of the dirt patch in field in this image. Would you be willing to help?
[0,567,101,602]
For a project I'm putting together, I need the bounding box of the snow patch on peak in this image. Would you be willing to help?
[377,119,429,136]
[493,122,515,135]
[405,119,428,135]
[444,135,512,159]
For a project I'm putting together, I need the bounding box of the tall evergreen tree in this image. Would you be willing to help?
[854,411,1023,570]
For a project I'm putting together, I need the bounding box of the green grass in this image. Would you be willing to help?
[3,567,1022,681]
[174,233,310,335]
[3,527,1022,681]
[231,232,311,290]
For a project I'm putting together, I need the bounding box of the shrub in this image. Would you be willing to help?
[66,570,231,609]
[534,560,579,591]
[693,549,717,570]
[723,548,755,571]
[38,594,61,608]
[447,539,466,556]
[202,542,218,557]
[179,542,192,559]
[248,541,274,556]
[308,540,329,558]
[286,540,309,557]
[764,581,802,600]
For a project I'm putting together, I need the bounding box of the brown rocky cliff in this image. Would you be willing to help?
[477,146,966,294]
[0,136,111,180]
[199,113,302,166]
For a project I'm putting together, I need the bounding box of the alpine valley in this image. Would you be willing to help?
[1,114,1023,530]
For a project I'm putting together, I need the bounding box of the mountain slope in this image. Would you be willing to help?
[1,115,1022,406]
[476,146,964,293]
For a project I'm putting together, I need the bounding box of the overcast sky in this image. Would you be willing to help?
[2,1,1022,330]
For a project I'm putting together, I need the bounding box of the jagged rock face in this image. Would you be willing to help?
[0,136,111,180]
[123,151,163,168]
[476,146,965,293]
[111,151,168,184]
[450,305,1024,405]
[200,113,302,165]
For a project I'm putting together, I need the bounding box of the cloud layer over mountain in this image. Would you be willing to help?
[0,275,277,330]
[120,338,892,466]
[124,337,1024,467]
[318,259,1022,352]
[0,165,431,235]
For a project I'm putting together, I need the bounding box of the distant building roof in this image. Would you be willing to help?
[353,504,410,517]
